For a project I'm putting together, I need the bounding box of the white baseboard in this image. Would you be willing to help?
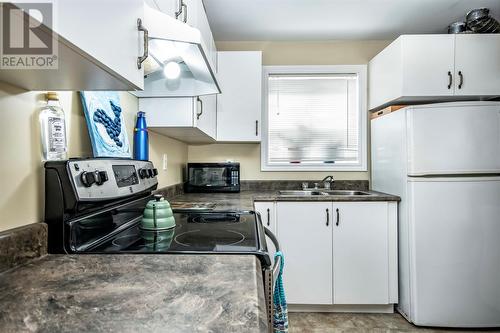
[288,304,395,313]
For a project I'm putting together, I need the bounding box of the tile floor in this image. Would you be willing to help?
[288,312,500,333]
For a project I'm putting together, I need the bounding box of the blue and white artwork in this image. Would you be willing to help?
[80,91,131,158]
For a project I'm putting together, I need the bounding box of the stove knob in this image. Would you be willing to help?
[147,169,154,178]
[95,171,108,186]
[152,168,158,177]
[80,171,95,187]
[139,168,148,179]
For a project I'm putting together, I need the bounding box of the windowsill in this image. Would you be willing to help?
[261,164,368,172]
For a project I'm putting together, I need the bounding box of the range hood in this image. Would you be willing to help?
[132,4,220,97]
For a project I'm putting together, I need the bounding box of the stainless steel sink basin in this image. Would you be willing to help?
[322,190,373,196]
[278,190,329,196]
[278,190,373,196]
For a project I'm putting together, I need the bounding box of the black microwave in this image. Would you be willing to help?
[184,163,240,193]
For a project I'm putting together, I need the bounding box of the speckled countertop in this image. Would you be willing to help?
[0,254,267,333]
[171,190,400,211]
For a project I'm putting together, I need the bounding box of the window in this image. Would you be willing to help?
[261,65,367,171]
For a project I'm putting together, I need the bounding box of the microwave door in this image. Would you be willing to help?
[189,168,228,187]
[186,163,240,193]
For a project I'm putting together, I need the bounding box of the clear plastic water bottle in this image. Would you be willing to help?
[39,92,67,161]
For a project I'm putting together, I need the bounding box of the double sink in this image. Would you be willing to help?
[278,190,373,197]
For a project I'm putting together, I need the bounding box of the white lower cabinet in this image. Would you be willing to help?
[273,201,398,306]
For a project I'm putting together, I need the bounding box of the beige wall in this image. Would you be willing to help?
[0,82,187,232]
[187,40,392,180]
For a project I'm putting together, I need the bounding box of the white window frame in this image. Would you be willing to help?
[261,65,368,172]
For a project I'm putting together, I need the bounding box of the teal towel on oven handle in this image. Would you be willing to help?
[273,251,288,333]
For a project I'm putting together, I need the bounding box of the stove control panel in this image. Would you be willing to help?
[67,159,158,201]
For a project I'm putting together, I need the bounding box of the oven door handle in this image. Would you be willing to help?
[264,227,281,286]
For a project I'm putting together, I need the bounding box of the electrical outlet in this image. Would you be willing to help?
[162,154,168,171]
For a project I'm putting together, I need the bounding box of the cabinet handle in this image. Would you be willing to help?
[255,120,259,136]
[458,71,463,89]
[196,97,203,120]
[267,208,270,226]
[336,208,340,226]
[326,208,330,226]
[137,19,148,69]
[447,71,452,89]
[175,0,188,23]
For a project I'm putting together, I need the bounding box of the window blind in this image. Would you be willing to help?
[267,73,359,165]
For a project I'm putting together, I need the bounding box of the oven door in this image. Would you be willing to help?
[185,163,240,192]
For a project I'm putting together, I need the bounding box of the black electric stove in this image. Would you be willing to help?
[44,158,273,268]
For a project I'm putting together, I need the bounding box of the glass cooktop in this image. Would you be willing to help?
[88,211,261,253]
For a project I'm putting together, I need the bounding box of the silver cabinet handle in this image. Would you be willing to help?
[447,71,452,89]
[267,208,270,226]
[196,97,203,120]
[336,208,340,226]
[326,208,330,226]
[137,18,148,69]
[458,71,463,89]
[175,0,188,23]
[255,120,259,136]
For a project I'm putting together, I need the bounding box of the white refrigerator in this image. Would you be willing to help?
[371,101,500,327]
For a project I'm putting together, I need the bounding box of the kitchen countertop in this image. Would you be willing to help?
[0,254,268,333]
[171,190,400,211]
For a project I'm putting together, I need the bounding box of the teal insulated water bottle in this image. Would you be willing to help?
[134,111,148,160]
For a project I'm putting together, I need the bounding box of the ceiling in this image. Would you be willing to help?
[203,0,500,41]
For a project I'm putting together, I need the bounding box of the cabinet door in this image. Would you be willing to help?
[185,0,217,70]
[145,0,179,17]
[332,202,389,304]
[454,34,500,96]
[58,0,144,89]
[140,97,194,127]
[217,51,262,142]
[401,35,455,97]
[254,202,276,233]
[276,202,332,304]
[195,95,217,139]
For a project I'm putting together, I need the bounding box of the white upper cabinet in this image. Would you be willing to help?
[399,35,455,97]
[216,51,262,142]
[144,0,178,17]
[454,34,500,96]
[148,0,217,69]
[185,0,218,70]
[0,0,144,91]
[196,94,217,139]
[369,34,500,111]
[139,96,216,143]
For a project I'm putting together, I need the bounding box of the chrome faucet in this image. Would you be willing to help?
[321,175,335,190]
